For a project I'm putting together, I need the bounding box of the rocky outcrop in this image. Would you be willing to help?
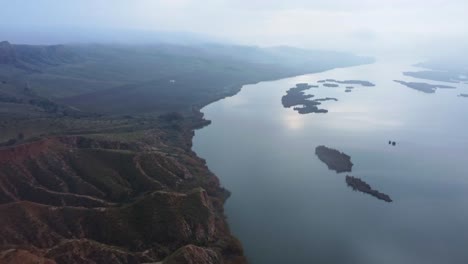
[163,245,221,264]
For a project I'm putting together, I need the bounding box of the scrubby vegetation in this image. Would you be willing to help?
[0,41,371,263]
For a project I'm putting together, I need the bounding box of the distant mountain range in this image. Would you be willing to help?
[0,27,226,45]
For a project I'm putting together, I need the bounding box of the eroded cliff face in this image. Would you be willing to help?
[0,40,374,264]
[0,124,246,264]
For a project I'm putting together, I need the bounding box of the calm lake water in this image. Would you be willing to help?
[193,60,468,264]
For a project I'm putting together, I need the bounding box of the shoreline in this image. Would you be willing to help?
[0,60,374,264]
[189,62,374,262]
[0,41,377,263]
[195,60,376,116]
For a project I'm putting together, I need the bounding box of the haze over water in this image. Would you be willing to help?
[194,60,468,264]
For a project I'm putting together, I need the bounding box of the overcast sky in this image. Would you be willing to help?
[2,0,467,56]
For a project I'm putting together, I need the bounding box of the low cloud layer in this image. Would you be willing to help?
[3,0,467,56]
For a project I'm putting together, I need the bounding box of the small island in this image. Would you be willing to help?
[315,145,353,173]
[295,83,315,89]
[282,83,336,114]
[346,175,392,202]
[458,93,468,98]
[345,86,354,93]
[403,70,462,83]
[394,80,455,93]
[282,80,374,115]
[293,98,338,114]
[281,83,316,108]
[293,103,326,114]
[314,145,392,202]
[402,59,468,84]
[318,79,375,87]
[313,97,339,102]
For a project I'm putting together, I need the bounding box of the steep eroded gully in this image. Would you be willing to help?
[0,120,247,264]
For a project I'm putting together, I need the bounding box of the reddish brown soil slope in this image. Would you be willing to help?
[0,132,245,264]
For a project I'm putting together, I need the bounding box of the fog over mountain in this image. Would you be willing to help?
[2,0,467,57]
